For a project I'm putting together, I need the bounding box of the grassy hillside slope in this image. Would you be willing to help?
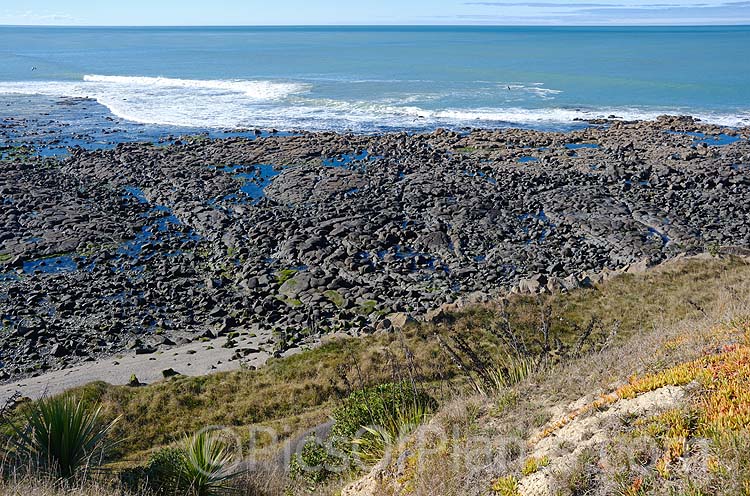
[1,255,748,495]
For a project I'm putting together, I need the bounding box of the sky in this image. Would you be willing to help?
[1,0,749,26]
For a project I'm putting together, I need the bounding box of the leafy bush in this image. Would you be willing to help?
[11,395,120,479]
[331,382,437,439]
[288,435,345,485]
[290,382,436,484]
[144,447,185,494]
[119,447,182,495]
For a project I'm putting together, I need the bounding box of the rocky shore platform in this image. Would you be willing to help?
[1,115,749,383]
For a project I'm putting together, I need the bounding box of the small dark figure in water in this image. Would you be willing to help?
[31,67,37,71]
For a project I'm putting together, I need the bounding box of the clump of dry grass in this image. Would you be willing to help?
[232,461,287,496]
[0,474,137,496]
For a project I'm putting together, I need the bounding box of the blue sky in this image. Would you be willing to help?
[1,0,749,25]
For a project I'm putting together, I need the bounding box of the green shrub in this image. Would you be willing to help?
[183,430,244,495]
[290,382,436,484]
[331,382,436,439]
[144,447,185,494]
[289,435,346,485]
[11,395,120,479]
[119,447,182,495]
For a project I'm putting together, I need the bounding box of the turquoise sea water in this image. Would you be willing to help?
[0,25,749,132]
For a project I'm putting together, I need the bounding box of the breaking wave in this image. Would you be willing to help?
[0,75,747,131]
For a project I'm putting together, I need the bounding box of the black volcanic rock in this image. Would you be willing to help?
[0,117,749,380]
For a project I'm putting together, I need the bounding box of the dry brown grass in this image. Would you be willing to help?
[364,256,750,496]
[0,475,133,496]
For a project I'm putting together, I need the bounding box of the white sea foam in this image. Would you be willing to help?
[0,75,747,131]
[0,75,311,128]
[81,75,307,101]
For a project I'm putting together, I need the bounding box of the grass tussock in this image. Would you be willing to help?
[8,396,119,479]
[148,430,244,496]
[348,390,435,466]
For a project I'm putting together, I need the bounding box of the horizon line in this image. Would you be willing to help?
[2,23,750,28]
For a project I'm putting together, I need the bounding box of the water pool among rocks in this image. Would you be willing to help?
[1,115,749,380]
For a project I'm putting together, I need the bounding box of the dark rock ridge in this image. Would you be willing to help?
[1,115,749,381]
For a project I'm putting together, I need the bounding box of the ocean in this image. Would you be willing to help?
[1,25,749,136]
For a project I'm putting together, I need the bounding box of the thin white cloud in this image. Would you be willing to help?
[0,10,80,25]
[452,0,750,24]
[0,2,747,26]
[465,1,745,6]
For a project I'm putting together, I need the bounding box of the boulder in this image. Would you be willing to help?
[387,312,418,329]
